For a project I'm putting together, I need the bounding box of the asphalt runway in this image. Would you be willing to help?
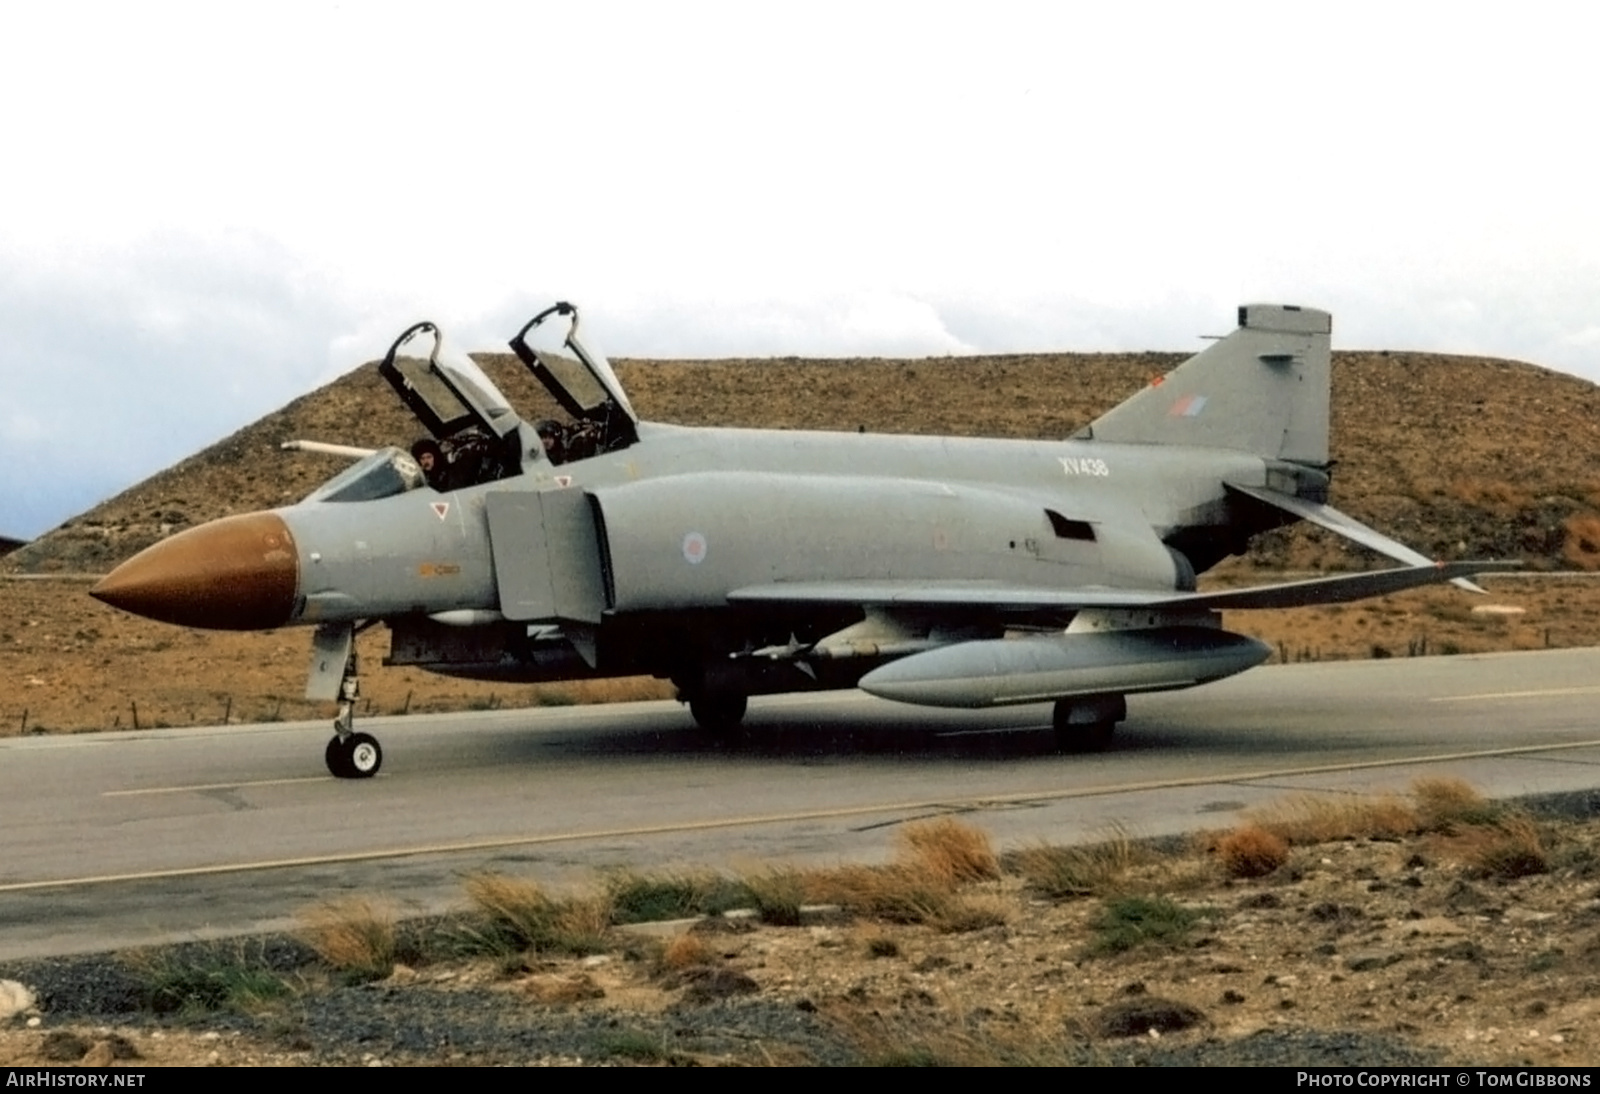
[3,647,1599,960]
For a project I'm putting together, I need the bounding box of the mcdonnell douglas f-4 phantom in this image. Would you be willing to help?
[91,302,1509,778]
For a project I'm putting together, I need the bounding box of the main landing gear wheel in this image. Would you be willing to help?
[1053,695,1126,754]
[326,731,383,779]
[688,692,748,736]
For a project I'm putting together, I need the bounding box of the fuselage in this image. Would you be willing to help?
[281,423,1275,629]
[89,420,1286,692]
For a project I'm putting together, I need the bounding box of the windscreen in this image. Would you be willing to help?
[303,447,425,503]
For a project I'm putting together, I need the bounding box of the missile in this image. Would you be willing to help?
[857,626,1271,709]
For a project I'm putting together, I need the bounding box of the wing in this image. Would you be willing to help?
[730,559,1514,710]
[728,560,1514,616]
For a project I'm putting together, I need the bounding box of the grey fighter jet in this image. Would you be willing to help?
[91,302,1509,778]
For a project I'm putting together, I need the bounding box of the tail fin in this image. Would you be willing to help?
[1080,304,1331,467]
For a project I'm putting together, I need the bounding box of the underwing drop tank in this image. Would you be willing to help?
[856,626,1271,708]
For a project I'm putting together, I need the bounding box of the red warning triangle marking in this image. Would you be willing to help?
[431,502,450,520]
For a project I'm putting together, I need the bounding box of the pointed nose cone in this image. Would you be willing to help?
[91,512,299,630]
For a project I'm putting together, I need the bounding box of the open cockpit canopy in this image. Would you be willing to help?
[379,321,524,445]
[511,302,638,454]
[363,306,637,491]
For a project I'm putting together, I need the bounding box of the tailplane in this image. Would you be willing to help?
[1080,304,1331,467]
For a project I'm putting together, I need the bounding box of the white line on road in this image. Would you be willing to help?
[1432,686,1600,702]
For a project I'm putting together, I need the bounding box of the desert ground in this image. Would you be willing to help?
[2,783,1598,1067]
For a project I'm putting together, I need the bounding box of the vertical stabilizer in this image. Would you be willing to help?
[1081,304,1331,467]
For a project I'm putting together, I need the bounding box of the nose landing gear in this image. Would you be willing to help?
[324,641,383,778]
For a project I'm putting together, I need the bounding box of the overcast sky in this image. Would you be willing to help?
[3,2,1597,538]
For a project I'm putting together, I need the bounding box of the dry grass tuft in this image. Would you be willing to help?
[603,870,751,924]
[1213,824,1290,879]
[1249,793,1418,845]
[897,817,1000,884]
[298,898,397,981]
[659,932,711,971]
[1412,777,1501,831]
[1008,829,1143,899]
[927,892,1010,934]
[735,818,1001,929]
[1449,816,1549,880]
[464,873,549,939]
[739,868,807,926]
[463,873,613,956]
[801,863,954,925]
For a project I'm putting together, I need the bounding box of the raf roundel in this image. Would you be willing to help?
[682,531,708,565]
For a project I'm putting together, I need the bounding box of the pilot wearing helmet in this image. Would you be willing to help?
[534,419,570,465]
[410,438,451,490]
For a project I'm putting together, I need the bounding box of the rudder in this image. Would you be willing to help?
[1079,304,1331,467]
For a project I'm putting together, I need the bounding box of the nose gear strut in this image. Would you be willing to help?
[323,626,383,778]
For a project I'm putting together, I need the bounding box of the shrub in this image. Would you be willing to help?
[1456,816,1548,880]
[605,871,751,924]
[1089,896,1208,956]
[1214,824,1289,878]
[658,932,711,972]
[122,943,293,1015]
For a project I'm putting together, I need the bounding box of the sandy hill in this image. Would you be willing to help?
[10,348,1600,576]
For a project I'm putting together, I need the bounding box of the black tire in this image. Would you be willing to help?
[325,734,354,778]
[345,732,383,778]
[1055,718,1115,754]
[1052,697,1121,754]
[689,692,748,735]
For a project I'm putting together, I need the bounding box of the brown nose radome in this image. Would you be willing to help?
[91,512,299,630]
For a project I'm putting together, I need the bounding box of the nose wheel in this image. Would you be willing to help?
[324,641,384,778]
[326,731,383,779]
